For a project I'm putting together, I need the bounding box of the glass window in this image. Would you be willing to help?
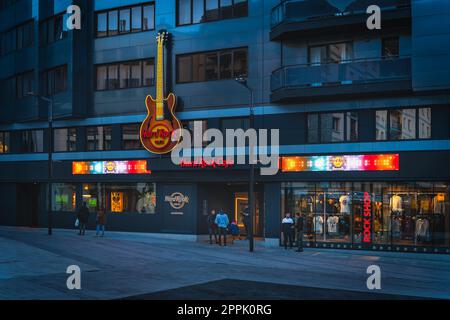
[390,109,416,140]
[178,0,192,25]
[108,10,118,36]
[307,114,319,143]
[119,8,130,33]
[21,130,44,153]
[233,49,247,77]
[96,65,107,90]
[143,5,155,30]
[382,37,399,58]
[54,14,64,41]
[53,66,67,94]
[82,183,157,214]
[131,6,142,32]
[122,124,143,150]
[52,183,76,212]
[220,0,233,19]
[205,53,218,80]
[321,113,344,142]
[177,55,193,83]
[309,43,353,65]
[108,64,119,90]
[346,112,358,141]
[205,0,219,21]
[0,132,10,153]
[86,126,112,151]
[418,107,431,139]
[192,53,205,82]
[47,18,54,43]
[234,0,248,18]
[96,12,107,37]
[130,61,142,88]
[120,62,131,89]
[16,71,34,99]
[42,66,67,96]
[193,0,205,23]
[219,51,232,79]
[376,110,388,141]
[53,128,77,152]
[143,59,155,86]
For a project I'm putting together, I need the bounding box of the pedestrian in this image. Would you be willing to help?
[77,202,90,236]
[281,212,294,249]
[215,210,230,246]
[295,212,304,252]
[206,209,218,244]
[95,205,106,237]
[241,206,251,239]
[229,220,240,244]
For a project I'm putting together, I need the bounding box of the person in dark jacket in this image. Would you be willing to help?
[295,212,304,252]
[206,209,218,244]
[281,212,295,249]
[77,202,90,236]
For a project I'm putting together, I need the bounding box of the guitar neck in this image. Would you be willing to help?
[156,36,164,120]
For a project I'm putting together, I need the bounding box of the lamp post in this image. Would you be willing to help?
[235,76,255,252]
[27,92,53,235]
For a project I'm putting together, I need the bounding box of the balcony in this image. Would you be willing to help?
[270,0,411,40]
[270,56,411,102]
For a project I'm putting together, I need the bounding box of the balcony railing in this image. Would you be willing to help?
[271,0,411,28]
[271,56,411,92]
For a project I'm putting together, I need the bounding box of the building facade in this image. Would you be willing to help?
[1,0,450,253]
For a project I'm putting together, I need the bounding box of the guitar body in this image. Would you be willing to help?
[140,93,182,154]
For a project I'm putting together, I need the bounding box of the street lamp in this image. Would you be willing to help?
[27,92,53,236]
[235,76,255,252]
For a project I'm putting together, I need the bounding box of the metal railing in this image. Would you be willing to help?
[271,56,411,92]
[271,0,411,27]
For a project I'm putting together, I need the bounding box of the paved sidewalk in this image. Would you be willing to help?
[0,226,449,300]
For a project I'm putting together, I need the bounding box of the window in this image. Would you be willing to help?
[382,37,399,58]
[177,0,248,26]
[0,0,18,10]
[376,108,431,140]
[308,112,359,143]
[39,13,67,46]
[309,42,353,65]
[96,59,154,91]
[119,8,131,33]
[0,132,10,153]
[86,126,112,151]
[221,118,249,133]
[20,130,44,153]
[41,65,67,96]
[82,183,156,213]
[52,183,76,212]
[95,3,155,38]
[53,128,77,152]
[121,124,143,150]
[177,48,247,83]
[1,20,33,55]
[16,71,34,99]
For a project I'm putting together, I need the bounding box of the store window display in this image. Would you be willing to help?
[280,182,450,250]
[52,183,76,212]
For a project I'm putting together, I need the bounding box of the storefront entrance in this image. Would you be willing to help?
[198,183,264,238]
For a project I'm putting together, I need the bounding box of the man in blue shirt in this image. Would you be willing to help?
[215,210,230,246]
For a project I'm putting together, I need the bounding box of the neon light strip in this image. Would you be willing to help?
[281,154,399,172]
[72,160,151,175]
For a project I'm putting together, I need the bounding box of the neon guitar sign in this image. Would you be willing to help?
[140,31,182,154]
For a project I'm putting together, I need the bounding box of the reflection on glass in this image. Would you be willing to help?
[52,183,76,211]
[376,110,388,140]
[389,109,416,140]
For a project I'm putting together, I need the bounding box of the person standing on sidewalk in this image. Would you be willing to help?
[206,209,218,244]
[95,206,106,237]
[295,212,304,252]
[241,206,251,240]
[215,210,230,246]
[77,202,90,236]
[281,213,294,249]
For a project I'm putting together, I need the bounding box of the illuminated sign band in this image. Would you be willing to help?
[72,160,151,175]
[281,154,399,172]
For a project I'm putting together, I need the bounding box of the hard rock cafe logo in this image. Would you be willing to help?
[331,156,346,169]
[140,31,181,155]
[165,192,189,210]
